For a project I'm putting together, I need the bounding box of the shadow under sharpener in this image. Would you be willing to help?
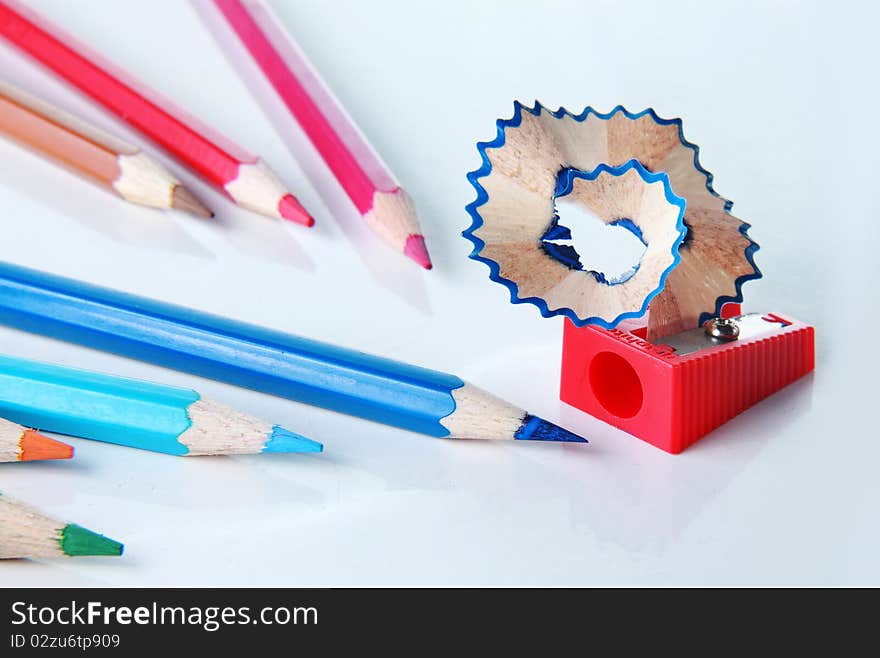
[560,305,815,454]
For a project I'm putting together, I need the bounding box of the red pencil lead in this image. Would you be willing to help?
[278,193,314,227]
[404,234,433,270]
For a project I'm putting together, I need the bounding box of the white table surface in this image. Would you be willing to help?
[0,0,875,586]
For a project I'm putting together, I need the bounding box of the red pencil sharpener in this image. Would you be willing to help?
[560,304,815,454]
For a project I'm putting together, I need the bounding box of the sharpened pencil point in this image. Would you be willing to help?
[60,524,124,557]
[264,425,323,453]
[19,430,74,462]
[404,234,433,269]
[171,185,214,218]
[278,194,314,227]
[514,415,588,443]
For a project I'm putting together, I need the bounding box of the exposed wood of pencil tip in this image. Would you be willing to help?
[441,383,587,443]
[179,398,277,456]
[224,159,313,226]
[178,398,323,455]
[112,150,212,217]
[366,189,432,269]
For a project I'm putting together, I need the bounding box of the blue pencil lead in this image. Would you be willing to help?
[514,415,588,443]
[264,425,324,453]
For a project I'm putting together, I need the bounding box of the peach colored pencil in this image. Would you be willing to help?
[0,80,211,217]
[0,0,312,225]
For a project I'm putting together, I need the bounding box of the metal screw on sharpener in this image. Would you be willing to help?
[705,317,740,341]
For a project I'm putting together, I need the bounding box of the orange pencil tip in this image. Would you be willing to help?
[19,430,74,462]
[278,194,314,227]
[404,234,433,270]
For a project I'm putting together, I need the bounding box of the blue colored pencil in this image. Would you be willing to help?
[0,261,586,443]
[0,352,322,456]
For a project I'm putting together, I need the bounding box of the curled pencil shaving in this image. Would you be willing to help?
[464,102,761,340]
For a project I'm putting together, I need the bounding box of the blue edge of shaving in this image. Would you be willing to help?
[462,101,762,328]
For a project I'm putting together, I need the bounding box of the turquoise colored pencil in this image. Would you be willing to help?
[0,492,123,559]
[0,353,322,456]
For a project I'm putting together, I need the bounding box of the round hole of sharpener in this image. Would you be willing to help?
[589,351,644,418]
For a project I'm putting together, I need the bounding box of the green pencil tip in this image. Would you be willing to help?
[61,524,124,557]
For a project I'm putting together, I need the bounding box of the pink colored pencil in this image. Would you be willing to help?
[213,0,432,269]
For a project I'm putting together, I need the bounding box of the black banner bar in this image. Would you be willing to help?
[0,588,861,652]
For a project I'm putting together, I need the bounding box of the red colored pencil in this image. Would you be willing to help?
[212,0,432,268]
[0,0,312,225]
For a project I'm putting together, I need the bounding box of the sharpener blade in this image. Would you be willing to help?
[655,313,789,356]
